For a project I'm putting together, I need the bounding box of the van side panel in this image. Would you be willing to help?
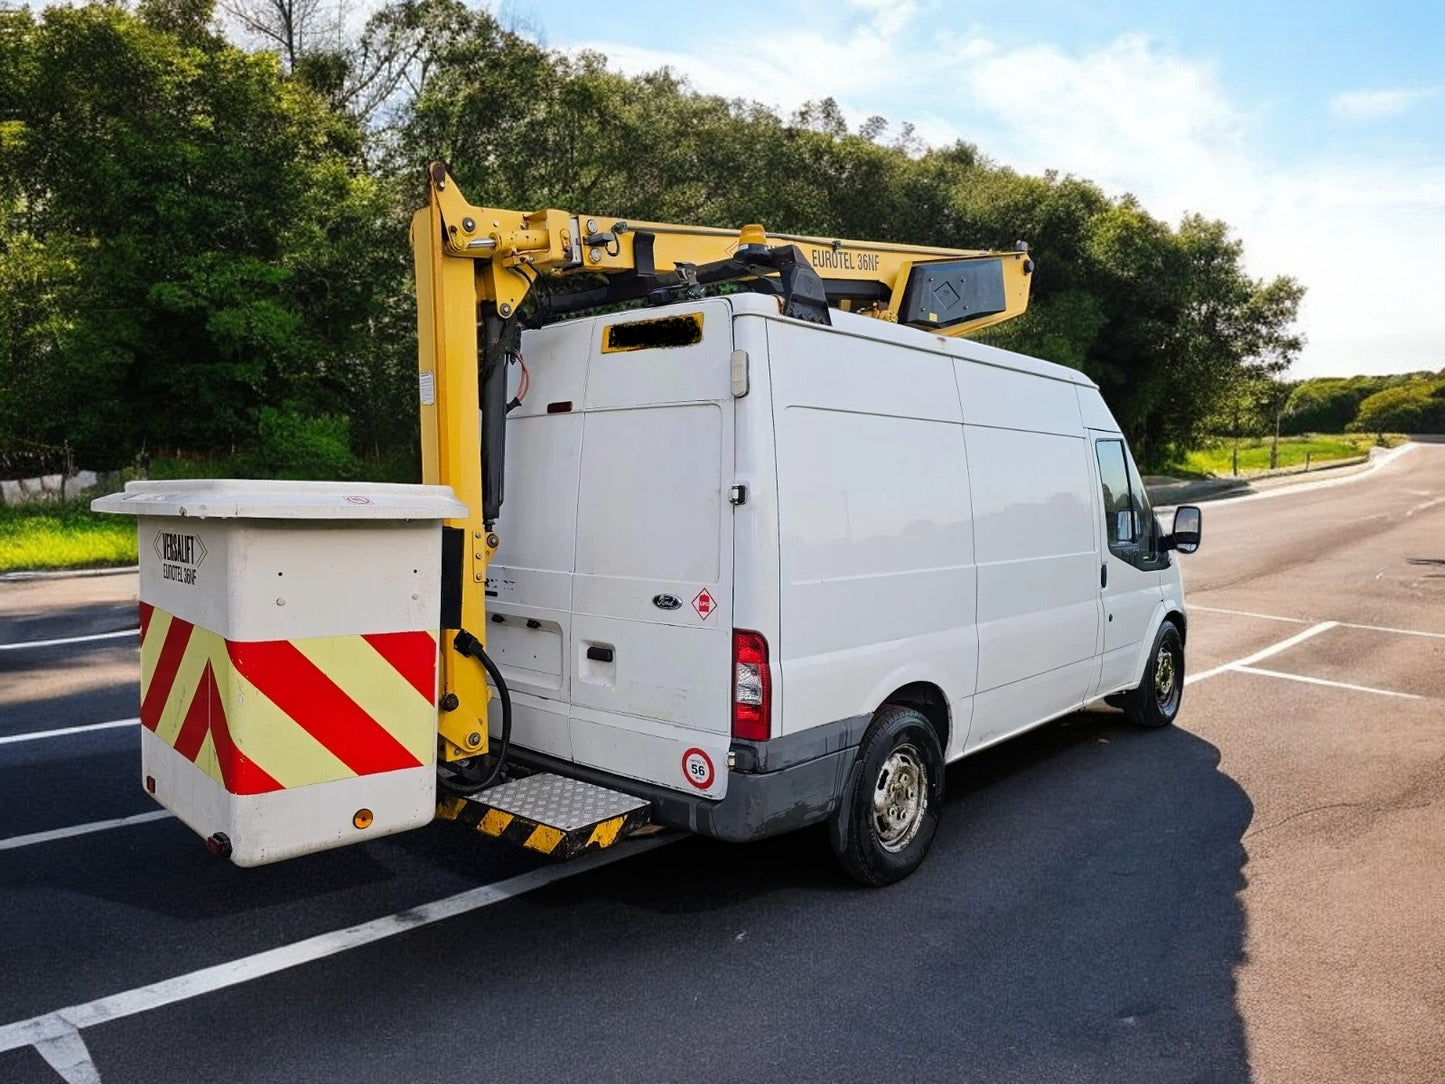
[955,361,1100,750]
[958,360,1085,436]
[768,321,977,750]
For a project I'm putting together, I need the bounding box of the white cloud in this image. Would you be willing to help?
[578,12,922,118]
[843,0,919,38]
[557,18,1445,377]
[1330,87,1440,123]
[942,33,1252,223]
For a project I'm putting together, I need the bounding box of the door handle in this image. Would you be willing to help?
[1100,563,1108,589]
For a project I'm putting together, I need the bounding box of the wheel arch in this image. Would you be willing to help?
[1127,603,1188,690]
[881,681,951,757]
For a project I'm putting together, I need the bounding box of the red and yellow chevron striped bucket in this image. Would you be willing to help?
[139,603,437,795]
[94,479,466,866]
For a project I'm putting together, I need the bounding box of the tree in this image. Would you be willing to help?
[1282,374,1432,435]
[1,3,393,469]
[219,0,340,74]
[985,198,1303,467]
[1283,378,1377,434]
[1257,378,1296,469]
[1350,382,1445,438]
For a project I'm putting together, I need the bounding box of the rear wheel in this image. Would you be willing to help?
[1119,621,1184,728]
[830,705,945,886]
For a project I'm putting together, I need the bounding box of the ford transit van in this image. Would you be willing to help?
[484,292,1201,884]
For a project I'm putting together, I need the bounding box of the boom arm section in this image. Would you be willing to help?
[410,162,1033,766]
[420,162,1033,335]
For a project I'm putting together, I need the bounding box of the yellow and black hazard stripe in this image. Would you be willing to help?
[435,795,651,860]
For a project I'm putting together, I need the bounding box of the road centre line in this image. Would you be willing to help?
[0,811,173,853]
[0,833,678,1067]
[1232,666,1424,700]
[0,628,139,652]
[1186,621,1338,685]
[0,719,139,746]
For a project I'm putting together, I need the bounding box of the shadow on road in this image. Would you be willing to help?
[494,708,1256,1083]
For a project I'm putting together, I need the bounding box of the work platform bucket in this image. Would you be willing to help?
[93,479,465,865]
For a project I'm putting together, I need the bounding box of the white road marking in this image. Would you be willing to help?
[1191,604,1445,641]
[0,719,139,746]
[0,834,678,1070]
[1404,494,1445,517]
[34,1024,98,1084]
[1186,621,1339,685]
[1339,621,1445,641]
[0,629,139,652]
[0,811,172,852]
[1232,666,1424,700]
[1190,605,1309,624]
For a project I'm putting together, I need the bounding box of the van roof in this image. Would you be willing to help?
[723,292,1097,389]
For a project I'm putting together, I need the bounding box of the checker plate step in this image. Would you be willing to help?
[436,774,651,859]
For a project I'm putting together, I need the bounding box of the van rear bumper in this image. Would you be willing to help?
[505,715,869,843]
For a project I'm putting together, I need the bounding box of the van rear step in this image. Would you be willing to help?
[436,774,651,859]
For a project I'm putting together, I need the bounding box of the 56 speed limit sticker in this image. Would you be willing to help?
[682,747,715,790]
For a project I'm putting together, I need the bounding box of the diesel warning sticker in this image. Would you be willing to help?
[154,530,207,586]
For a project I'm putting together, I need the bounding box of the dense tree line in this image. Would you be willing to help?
[1283,373,1445,436]
[1199,371,1445,463]
[2,0,1313,475]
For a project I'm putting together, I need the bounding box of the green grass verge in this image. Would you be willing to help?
[0,450,418,575]
[0,501,138,573]
[1179,434,1388,477]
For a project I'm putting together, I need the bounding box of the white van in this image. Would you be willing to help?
[484,292,1201,884]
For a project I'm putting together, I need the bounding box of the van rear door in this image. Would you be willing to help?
[486,300,735,799]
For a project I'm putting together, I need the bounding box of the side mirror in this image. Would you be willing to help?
[1169,505,1202,554]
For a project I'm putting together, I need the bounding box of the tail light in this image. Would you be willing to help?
[732,629,771,741]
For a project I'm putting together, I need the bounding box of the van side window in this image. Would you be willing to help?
[1095,440,1137,545]
[1095,438,1168,571]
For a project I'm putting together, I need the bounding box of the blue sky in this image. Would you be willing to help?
[489,0,1445,379]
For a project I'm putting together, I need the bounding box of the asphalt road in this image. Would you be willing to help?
[1,444,1441,1084]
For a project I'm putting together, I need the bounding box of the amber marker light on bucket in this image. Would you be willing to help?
[353,809,374,830]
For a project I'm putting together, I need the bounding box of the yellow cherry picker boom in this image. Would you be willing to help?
[96,163,1034,868]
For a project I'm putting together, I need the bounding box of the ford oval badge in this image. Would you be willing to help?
[652,593,682,611]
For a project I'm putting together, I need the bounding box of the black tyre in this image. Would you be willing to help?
[1119,621,1184,728]
[829,705,945,886]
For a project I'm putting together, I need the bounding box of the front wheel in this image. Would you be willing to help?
[829,705,945,886]
[1120,621,1184,728]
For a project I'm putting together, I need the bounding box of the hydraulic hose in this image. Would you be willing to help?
[439,628,512,796]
